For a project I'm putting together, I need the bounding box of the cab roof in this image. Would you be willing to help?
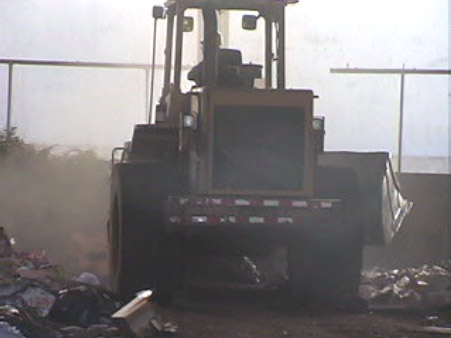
[165,0,297,11]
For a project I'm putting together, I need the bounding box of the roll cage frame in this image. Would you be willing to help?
[161,0,297,97]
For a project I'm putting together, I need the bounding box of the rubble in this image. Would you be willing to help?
[20,286,56,317]
[0,227,175,338]
[3,224,450,337]
[48,285,117,327]
[112,290,178,336]
[0,321,26,338]
[360,263,451,310]
[413,326,451,335]
[75,272,101,286]
[112,290,156,335]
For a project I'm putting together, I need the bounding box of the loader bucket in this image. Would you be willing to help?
[319,152,412,246]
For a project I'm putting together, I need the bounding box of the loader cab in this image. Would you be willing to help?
[155,0,293,124]
[140,0,318,197]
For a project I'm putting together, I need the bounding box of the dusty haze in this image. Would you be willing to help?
[0,0,448,280]
[0,138,110,278]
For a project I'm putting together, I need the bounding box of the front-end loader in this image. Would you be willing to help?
[108,0,412,304]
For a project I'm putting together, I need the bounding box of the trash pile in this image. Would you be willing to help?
[360,263,451,310]
[0,227,177,338]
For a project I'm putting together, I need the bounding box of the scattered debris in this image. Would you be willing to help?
[188,250,288,289]
[150,319,178,334]
[0,321,26,338]
[0,227,177,337]
[48,285,116,327]
[113,290,178,336]
[112,290,156,335]
[360,263,451,309]
[409,326,451,335]
[0,228,14,258]
[4,224,451,337]
[75,272,101,286]
[20,286,56,317]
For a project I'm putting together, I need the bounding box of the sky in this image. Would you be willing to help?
[0,0,449,171]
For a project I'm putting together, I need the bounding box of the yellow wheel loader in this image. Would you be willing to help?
[108,0,412,304]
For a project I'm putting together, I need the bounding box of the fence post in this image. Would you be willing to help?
[397,71,405,172]
[6,63,13,139]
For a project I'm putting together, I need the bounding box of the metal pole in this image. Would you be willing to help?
[163,10,175,92]
[196,10,203,63]
[173,5,185,90]
[276,9,285,89]
[148,17,158,124]
[145,68,150,121]
[397,72,405,172]
[6,63,13,139]
[265,18,272,89]
[218,10,230,47]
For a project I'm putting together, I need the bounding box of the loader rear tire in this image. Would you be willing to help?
[288,166,364,304]
[108,163,180,303]
[288,232,363,304]
[109,192,158,301]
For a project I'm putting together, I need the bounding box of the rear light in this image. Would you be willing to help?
[313,116,325,131]
[313,116,325,153]
[183,114,196,128]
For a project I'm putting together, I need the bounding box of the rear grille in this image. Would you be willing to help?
[212,105,306,191]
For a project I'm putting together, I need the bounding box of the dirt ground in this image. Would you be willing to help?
[156,289,450,338]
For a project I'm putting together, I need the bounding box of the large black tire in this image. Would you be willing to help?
[288,166,364,304]
[288,230,363,303]
[108,162,181,303]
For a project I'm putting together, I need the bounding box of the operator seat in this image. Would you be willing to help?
[188,48,243,87]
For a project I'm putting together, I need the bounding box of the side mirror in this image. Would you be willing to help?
[183,17,194,32]
[242,15,258,30]
[152,6,165,19]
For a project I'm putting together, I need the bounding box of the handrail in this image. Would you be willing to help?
[0,58,192,139]
[330,66,450,172]
[0,58,159,70]
[330,67,451,75]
